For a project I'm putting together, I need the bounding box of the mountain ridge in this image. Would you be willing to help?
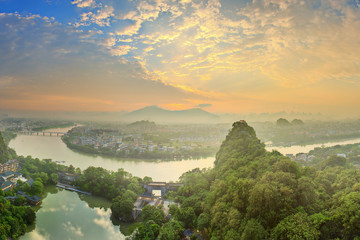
[122,105,219,123]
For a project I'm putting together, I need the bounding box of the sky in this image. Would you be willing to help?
[0,0,360,116]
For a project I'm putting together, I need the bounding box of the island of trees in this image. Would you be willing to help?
[61,122,218,160]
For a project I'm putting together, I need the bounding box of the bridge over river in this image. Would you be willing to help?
[16,131,67,137]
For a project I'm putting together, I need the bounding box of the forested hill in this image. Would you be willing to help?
[174,120,360,240]
[0,132,9,163]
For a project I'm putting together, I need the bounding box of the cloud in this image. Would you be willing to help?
[72,0,96,8]
[63,221,84,237]
[3,0,360,114]
[24,229,50,240]
[110,45,134,56]
[0,13,209,111]
[76,5,114,27]
[93,209,125,239]
[115,21,142,36]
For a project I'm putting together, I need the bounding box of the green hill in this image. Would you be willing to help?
[169,120,360,240]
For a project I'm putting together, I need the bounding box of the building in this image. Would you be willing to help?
[0,171,22,192]
[0,181,14,191]
[17,191,42,205]
[0,159,19,174]
[132,182,184,220]
[133,194,163,219]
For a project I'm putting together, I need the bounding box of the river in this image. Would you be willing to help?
[266,138,360,155]
[9,132,215,182]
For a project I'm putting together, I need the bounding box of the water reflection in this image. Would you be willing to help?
[21,186,125,240]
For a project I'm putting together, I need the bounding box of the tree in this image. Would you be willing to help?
[240,219,268,240]
[143,176,153,183]
[68,164,75,173]
[158,220,184,240]
[0,132,9,164]
[175,207,197,229]
[197,213,210,231]
[50,173,59,184]
[39,172,49,184]
[323,155,346,168]
[141,205,165,226]
[31,181,43,195]
[270,212,320,240]
[23,207,36,225]
[333,192,360,239]
[133,220,160,240]
[110,196,134,222]
[14,196,27,206]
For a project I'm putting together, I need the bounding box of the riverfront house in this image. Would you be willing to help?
[0,160,21,192]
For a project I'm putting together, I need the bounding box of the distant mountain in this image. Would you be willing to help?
[122,105,219,123]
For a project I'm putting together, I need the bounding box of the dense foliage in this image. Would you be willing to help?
[0,193,36,240]
[1,131,17,144]
[74,167,146,200]
[169,121,360,239]
[0,132,9,164]
[0,135,37,239]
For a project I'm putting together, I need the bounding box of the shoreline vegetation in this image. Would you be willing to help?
[1,131,17,144]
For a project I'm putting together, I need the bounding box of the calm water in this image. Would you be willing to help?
[21,186,125,240]
[9,132,215,182]
[266,138,360,155]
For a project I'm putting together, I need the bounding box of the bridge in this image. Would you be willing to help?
[16,131,67,137]
[56,183,92,195]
